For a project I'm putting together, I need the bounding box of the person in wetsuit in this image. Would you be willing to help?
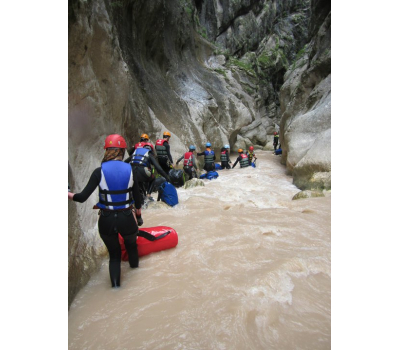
[246,146,257,164]
[220,144,232,169]
[68,134,143,288]
[176,145,198,180]
[125,142,171,203]
[155,131,174,174]
[197,142,215,172]
[127,133,153,157]
[232,148,250,168]
[273,131,279,151]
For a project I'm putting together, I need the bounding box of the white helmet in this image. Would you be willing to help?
[224,144,230,149]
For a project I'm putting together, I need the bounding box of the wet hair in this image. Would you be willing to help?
[102,148,125,163]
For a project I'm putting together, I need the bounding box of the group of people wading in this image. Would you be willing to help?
[68,131,266,288]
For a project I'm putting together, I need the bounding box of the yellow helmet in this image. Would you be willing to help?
[163,131,171,137]
[238,148,243,153]
[141,133,149,140]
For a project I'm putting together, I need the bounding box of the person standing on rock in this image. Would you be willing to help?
[197,142,215,172]
[176,145,198,180]
[232,149,250,168]
[273,131,279,152]
[155,131,174,174]
[68,134,143,288]
[220,144,232,169]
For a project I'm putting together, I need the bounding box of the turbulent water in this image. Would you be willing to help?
[68,151,331,350]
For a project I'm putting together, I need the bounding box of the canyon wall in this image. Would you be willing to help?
[68,0,330,307]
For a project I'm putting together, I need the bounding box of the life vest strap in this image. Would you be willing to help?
[137,230,171,241]
[99,187,134,195]
[99,187,134,206]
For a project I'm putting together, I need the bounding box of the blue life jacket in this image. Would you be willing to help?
[97,161,134,210]
[159,182,179,207]
[131,147,151,168]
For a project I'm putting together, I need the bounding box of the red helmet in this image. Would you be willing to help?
[104,134,127,149]
[274,131,277,135]
[249,146,254,151]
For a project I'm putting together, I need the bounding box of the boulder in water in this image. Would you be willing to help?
[292,190,325,200]
[184,178,205,189]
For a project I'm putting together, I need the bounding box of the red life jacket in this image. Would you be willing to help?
[183,152,194,166]
[220,150,228,162]
[239,153,249,168]
[135,141,154,152]
[155,139,168,157]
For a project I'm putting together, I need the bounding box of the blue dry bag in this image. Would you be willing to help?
[214,163,222,170]
[251,162,256,168]
[158,182,179,207]
[200,171,219,180]
[275,149,282,155]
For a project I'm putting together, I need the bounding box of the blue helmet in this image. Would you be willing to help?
[206,142,212,147]
[189,145,196,150]
[224,144,230,149]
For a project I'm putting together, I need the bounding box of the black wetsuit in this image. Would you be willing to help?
[220,148,231,169]
[72,166,142,287]
[197,148,216,172]
[125,153,170,201]
[232,154,250,168]
[273,135,279,151]
[176,152,198,180]
[155,139,173,174]
[246,151,256,163]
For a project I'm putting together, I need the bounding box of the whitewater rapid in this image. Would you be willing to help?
[68,150,331,349]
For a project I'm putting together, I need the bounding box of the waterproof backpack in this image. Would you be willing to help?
[200,171,219,180]
[214,163,222,170]
[168,169,185,188]
[158,182,179,207]
[150,177,167,194]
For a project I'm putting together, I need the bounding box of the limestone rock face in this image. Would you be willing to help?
[279,0,331,190]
